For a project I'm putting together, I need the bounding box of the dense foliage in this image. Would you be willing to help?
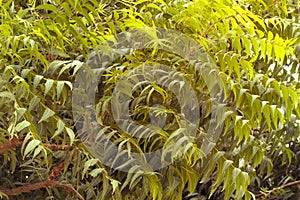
[0,0,299,199]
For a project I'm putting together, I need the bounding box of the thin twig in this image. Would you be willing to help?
[255,180,300,198]
[201,15,232,37]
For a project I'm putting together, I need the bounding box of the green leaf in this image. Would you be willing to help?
[129,171,143,190]
[52,119,65,138]
[15,120,30,132]
[33,146,43,158]
[24,139,40,158]
[39,108,55,123]
[0,91,15,100]
[63,81,72,90]
[33,75,43,89]
[111,179,121,193]
[267,31,274,40]
[48,60,71,73]
[28,96,40,111]
[232,167,241,181]
[56,81,64,100]
[16,108,27,121]
[222,160,233,174]
[259,39,266,59]
[90,168,105,177]
[65,127,75,145]
[44,79,54,95]
[36,4,58,12]
[83,159,99,177]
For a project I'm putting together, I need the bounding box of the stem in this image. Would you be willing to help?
[255,180,300,198]
[1,180,84,200]
[201,15,232,37]
[0,137,23,154]
[0,137,72,154]
[0,157,81,199]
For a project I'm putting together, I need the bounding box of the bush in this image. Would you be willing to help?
[0,0,299,199]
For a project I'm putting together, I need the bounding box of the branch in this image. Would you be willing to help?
[47,180,84,200]
[49,160,65,180]
[200,16,232,37]
[1,180,47,195]
[43,143,73,151]
[0,137,72,154]
[255,180,300,198]
[1,180,84,200]
[48,155,75,181]
[0,137,23,154]
[1,158,82,199]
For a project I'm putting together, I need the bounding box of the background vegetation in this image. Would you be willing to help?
[0,0,299,199]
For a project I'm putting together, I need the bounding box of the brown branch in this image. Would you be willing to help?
[49,161,65,180]
[0,137,72,154]
[255,180,300,199]
[280,180,300,189]
[43,143,73,151]
[1,156,81,199]
[48,154,75,181]
[0,137,23,154]
[1,180,47,195]
[47,180,84,200]
[1,180,84,200]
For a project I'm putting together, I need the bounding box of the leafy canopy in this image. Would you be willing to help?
[0,0,299,199]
